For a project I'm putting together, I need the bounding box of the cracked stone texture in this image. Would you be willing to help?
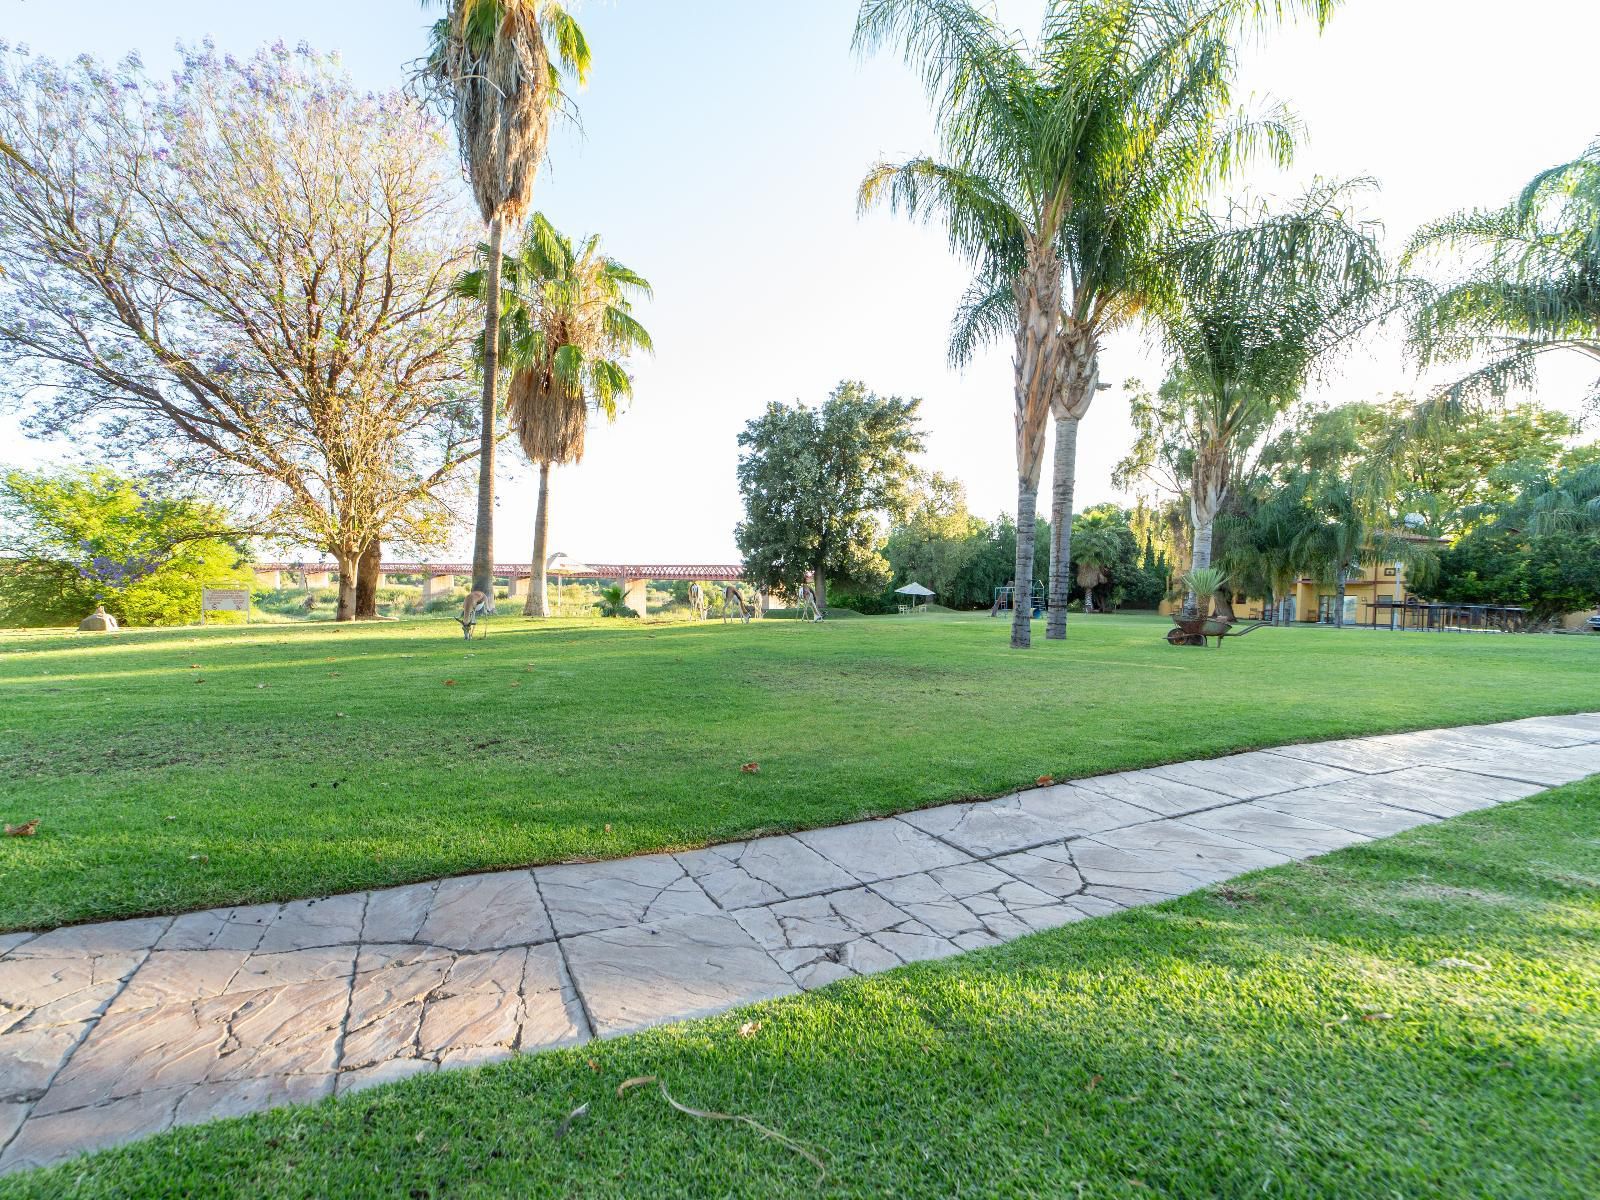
[563,913,796,1032]
[675,835,857,908]
[1177,803,1372,857]
[536,855,717,937]
[2,715,1595,1176]
[794,818,972,883]
[899,785,1153,857]
[418,871,552,949]
[1147,750,1357,800]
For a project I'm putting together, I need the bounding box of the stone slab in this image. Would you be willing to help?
[794,818,971,883]
[1177,803,1372,858]
[418,871,553,949]
[536,856,716,938]
[674,835,857,909]
[1148,751,1356,800]
[562,913,796,1034]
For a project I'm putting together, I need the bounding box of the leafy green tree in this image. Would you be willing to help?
[735,382,924,612]
[0,469,253,627]
[1430,524,1600,622]
[456,213,652,617]
[1068,507,1127,612]
[856,0,1329,647]
[1150,181,1390,609]
[1406,138,1600,415]
[0,44,480,622]
[1261,400,1578,535]
[1291,477,1434,627]
[882,474,987,603]
[421,0,592,603]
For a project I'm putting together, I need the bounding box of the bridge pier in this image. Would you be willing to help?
[256,568,283,589]
[421,573,456,603]
[303,569,331,590]
[506,575,526,599]
[619,577,650,617]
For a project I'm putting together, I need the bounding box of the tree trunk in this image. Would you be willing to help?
[355,536,382,620]
[335,551,356,622]
[1335,576,1346,627]
[1185,514,1215,617]
[1011,476,1039,648]
[1008,245,1061,651]
[1046,322,1097,640]
[1046,415,1079,639]
[469,215,504,609]
[813,555,828,616]
[525,461,551,617]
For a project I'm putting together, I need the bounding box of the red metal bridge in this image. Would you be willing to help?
[253,561,755,613]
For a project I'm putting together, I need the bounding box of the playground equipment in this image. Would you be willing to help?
[990,582,1045,618]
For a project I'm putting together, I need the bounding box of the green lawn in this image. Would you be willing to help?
[4,776,1594,1198]
[1,612,1597,931]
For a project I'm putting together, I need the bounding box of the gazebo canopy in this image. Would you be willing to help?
[895,582,935,597]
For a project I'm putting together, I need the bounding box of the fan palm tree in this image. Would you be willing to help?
[858,0,1332,647]
[1069,508,1123,612]
[1218,478,1319,623]
[457,214,653,617]
[1155,180,1389,611]
[1406,139,1600,417]
[1292,478,1433,627]
[421,0,591,606]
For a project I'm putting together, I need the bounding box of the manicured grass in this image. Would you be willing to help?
[1,612,1597,931]
[4,777,1595,1198]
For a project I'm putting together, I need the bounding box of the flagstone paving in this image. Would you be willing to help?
[2,712,1597,1175]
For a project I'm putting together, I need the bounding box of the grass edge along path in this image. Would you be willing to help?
[2,777,1596,1198]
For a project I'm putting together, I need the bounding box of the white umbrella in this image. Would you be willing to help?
[894,581,935,612]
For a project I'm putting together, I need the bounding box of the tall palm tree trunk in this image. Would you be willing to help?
[1046,414,1079,639]
[1010,248,1060,650]
[1012,475,1040,647]
[470,215,505,609]
[525,460,551,617]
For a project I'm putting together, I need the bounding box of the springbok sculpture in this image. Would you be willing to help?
[458,589,490,639]
[798,584,823,622]
[688,581,706,621]
[721,583,756,624]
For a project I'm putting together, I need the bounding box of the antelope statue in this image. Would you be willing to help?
[721,583,756,624]
[458,589,490,639]
[688,581,706,621]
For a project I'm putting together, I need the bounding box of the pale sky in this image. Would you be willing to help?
[2,1,1597,564]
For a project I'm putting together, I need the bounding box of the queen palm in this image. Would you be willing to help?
[857,0,1332,648]
[421,0,591,606]
[1292,478,1432,627]
[1406,139,1600,415]
[1155,180,1389,611]
[1069,508,1123,612]
[457,214,652,617]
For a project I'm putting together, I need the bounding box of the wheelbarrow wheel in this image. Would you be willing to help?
[1165,627,1204,647]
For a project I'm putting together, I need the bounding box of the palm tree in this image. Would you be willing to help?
[1406,139,1600,416]
[1069,509,1123,612]
[421,0,591,606]
[457,214,653,617]
[1218,479,1318,623]
[1292,478,1432,627]
[859,0,1332,647]
[1155,180,1389,611]
[594,583,638,618]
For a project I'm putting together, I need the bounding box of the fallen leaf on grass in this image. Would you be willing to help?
[442,679,457,687]
[1360,1011,1394,1022]
[554,1102,589,1140]
[188,663,203,669]
[616,1076,824,1178]
[193,678,206,684]
[738,1021,763,1039]
[1084,1074,1102,1093]
[509,682,521,688]
[5,819,40,837]
[603,823,612,833]
[1036,775,1055,786]
[740,762,760,774]
[255,683,268,690]
[188,853,209,863]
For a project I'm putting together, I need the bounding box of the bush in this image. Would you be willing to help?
[826,590,897,615]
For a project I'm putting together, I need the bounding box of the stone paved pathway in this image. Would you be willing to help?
[3,713,1598,1175]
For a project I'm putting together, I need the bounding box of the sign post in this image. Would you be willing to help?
[200,587,251,625]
